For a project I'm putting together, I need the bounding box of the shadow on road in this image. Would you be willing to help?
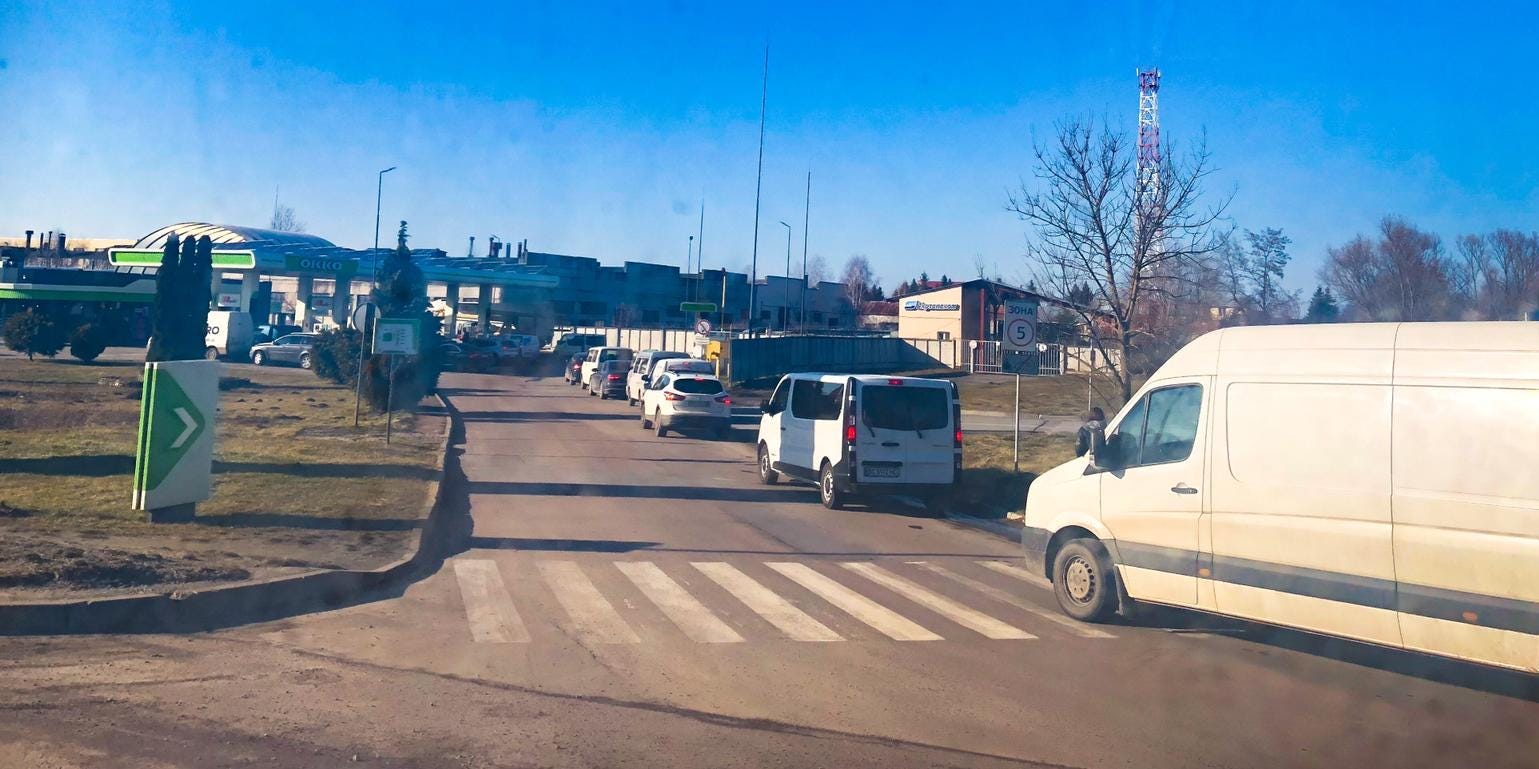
[464,480,816,504]
[463,537,660,553]
[195,513,422,531]
[457,410,638,422]
[3,454,133,476]
[211,461,439,480]
[1127,604,1539,701]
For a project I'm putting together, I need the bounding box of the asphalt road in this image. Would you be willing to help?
[4,370,1538,768]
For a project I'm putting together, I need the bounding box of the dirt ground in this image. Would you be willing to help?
[0,350,448,600]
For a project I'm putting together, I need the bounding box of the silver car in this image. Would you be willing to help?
[250,333,319,368]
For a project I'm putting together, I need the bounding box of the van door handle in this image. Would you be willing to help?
[1170,484,1198,495]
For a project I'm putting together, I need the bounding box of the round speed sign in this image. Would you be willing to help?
[1004,317,1036,350]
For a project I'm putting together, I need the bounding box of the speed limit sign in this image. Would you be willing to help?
[1002,300,1037,351]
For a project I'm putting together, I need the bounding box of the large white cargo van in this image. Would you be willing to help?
[204,310,254,361]
[1022,322,1539,672]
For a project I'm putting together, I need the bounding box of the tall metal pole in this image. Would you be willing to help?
[686,235,694,302]
[779,221,791,331]
[1013,373,1022,473]
[385,355,396,444]
[696,200,705,306]
[747,44,768,334]
[800,169,810,332]
[354,165,396,428]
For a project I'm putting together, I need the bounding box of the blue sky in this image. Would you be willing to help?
[3,1,1536,294]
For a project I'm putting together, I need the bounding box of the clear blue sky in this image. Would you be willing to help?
[3,1,1536,294]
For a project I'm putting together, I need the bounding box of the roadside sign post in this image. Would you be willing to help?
[1014,373,1021,473]
[372,317,422,445]
[132,360,219,522]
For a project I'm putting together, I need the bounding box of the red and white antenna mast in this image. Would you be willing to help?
[1135,68,1162,228]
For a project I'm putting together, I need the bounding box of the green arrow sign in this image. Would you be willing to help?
[132,360,219,512]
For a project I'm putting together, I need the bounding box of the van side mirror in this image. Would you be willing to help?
[1088,429,1123,473]
[759,399,772,414]
[641,374,651,384]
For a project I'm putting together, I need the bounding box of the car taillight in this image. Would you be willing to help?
[665,392,686,401]
[955,428,964,446]
[607,374,622,381]
[715,395,731,404]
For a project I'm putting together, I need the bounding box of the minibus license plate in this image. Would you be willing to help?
[863,464,901,478]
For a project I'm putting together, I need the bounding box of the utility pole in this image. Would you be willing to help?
[685,235,694,302]
[800,169,810,332]
[353,165,396,428]
[747,44,768,334]
[779,221,792,331]
[696,199,705,305]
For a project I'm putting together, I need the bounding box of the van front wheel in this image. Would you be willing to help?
[1052,539,1118,622]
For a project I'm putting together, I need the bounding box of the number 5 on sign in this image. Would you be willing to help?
[1002,300,1037,351]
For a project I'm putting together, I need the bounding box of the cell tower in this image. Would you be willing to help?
[1135,68,1162,223]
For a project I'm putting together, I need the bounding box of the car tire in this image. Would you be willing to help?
[299,352,312,370]
[599,389,608,400]
[627,394,636,406]
[204,346,220,360]
[819,462,845,510]
[654,411,667,437]
[758,443,778,484]
[641,409,652,429]
[1052,539,1119,622]
[252,351,266,366]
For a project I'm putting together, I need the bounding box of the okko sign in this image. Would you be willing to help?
[1002,299,1039,351]
[132,360,219,515]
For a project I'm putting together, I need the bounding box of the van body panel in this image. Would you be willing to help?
[1023,321,1539,672]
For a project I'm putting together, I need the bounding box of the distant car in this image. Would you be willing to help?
[563,352,587,385]
[580,346,634,392]
[588,359,629,399]
[439,341,464,371]
[493,334,540,360]
[249,333,319,369]
[640,372,733,439]
[551,332,608,359]
[253,323,301,345]
[459,339,498,371]
[625,350,691,405]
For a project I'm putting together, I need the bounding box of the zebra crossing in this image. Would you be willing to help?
[452,557,1115,645]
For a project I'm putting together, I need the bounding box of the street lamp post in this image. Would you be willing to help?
[686,235,694,302]
[779,221,791,332]
[353,165,396,428]
[800,170,810,332]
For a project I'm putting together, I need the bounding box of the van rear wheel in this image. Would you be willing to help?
[1052,539,1117,622]
[819,462,845,510]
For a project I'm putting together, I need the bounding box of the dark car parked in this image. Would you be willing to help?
[588,359,628,399]
[249,333,319,368]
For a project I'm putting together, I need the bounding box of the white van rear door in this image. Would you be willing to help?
[855,380,953,485]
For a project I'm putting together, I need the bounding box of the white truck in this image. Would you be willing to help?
[205,310,254,361]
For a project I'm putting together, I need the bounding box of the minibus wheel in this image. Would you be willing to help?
[1052,539,1117,622]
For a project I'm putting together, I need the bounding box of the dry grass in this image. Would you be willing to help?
[956,372,1137,416]
[948,432,1078,519]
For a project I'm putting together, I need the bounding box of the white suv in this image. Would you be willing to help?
[640,373,733,438]
[755,374,961,509]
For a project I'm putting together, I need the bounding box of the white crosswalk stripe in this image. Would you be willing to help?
[692,562,843,642]
[766,562,942,641]
[616,561,743,643]
[910,561,1114,639]
[453,559,530,643]
[976,559,1053,590]
[842,562,1035,640]
[538,560,641,644]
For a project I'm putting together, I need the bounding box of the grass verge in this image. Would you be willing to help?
[947,432,1077,520]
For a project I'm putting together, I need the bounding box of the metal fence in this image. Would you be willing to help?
[962,341,1065,376]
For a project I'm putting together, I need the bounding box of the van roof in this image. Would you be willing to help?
[784,373,954,387]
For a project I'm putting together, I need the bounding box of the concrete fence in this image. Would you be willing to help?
[573,326,698,354]
[720,336,954,384]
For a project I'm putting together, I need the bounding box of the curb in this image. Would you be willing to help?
[944,513,1022,543]
[0,393,464,636]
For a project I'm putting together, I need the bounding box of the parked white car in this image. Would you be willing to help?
[625,350,690,405]
[756,374,961,510]
[493,333,540,359]
[579,346,633,391]
[1021,321,1539,674]
[640,372,733,438]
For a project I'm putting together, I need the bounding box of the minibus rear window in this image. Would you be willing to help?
[673,378,724,394]
[861,386,949,431]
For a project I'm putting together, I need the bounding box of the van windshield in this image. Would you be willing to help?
[861,385,949,431]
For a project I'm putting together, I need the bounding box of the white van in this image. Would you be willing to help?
[1022,322,1539,673]
[756,374,961,509]
[204,310,254,361]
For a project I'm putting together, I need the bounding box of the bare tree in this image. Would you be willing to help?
[806,254,830,285]
[1215,228,1298,323]
[1320,216,1452,321]
[1455,230,1539,320]
[840,254,875,311]
[270,204,305,233]
[1006,116,1229,403]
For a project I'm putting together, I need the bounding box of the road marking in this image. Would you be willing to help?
[538,561,641,644]
[692,562,843,642]
[842,563,1034,640]
[910,561,1113,639]
[615,561,743,643]
[766,562,941,641]
[452,559,530,643]
[977,559,1053,591]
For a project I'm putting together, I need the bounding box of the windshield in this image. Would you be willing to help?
[861,385,950,431]
[672,378,723,394]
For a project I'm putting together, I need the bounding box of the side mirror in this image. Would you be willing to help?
[641,374,651,384]
[1088,430,1123,473]
[759,399,773,414]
